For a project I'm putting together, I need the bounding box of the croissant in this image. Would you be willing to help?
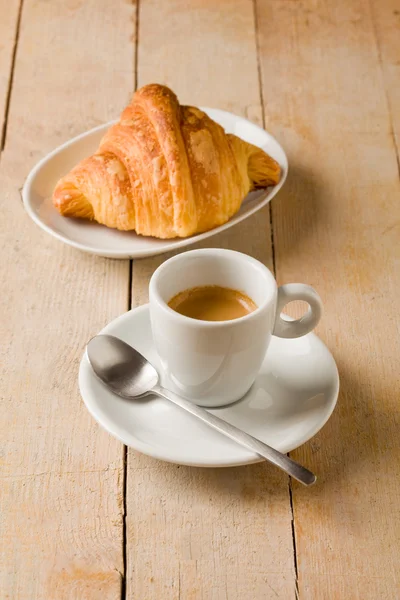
[53,84,281,239]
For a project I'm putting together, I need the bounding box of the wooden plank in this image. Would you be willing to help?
[126,1,295,598]
[0,0,21,147]
[256,0,400,598]
[0,1,135,598]
[369,0,400,149]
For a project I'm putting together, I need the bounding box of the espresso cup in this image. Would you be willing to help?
[149,249,322,408]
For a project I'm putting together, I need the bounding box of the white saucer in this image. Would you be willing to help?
[79,305,339,467]
[22,109,288,258]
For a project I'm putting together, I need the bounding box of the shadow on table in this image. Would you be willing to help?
[138,354,396,504]
[289,359,397,495]
[269,162,328,266]
[130,449,292,504]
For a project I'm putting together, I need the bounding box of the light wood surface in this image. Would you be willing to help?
[256,1,400,598]
[370,0,400,143]
[0,1,134,598]
[1,1,399,599]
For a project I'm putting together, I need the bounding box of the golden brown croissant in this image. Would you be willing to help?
[53,84,281,238]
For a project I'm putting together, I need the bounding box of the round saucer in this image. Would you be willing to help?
[79,305,339,467]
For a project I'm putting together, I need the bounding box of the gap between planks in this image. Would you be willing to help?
[253,0,277,277]
[1,0,24,152]
[122,261,133,599]
[123,1,141,597]
[367,0,400,179]
[253,1,298,596]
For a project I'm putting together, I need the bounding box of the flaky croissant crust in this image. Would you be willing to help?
[53,84,281,239]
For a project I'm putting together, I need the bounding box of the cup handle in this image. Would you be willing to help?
[273,284,323,339]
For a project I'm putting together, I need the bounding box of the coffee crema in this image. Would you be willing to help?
[168,285,257,322]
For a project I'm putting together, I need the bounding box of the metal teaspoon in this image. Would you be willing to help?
[87,334,316,486]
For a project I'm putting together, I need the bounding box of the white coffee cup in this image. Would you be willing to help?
[149,248,322,408]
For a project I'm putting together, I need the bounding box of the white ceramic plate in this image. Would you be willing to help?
[22,109,288,258]
[79,305,339,467]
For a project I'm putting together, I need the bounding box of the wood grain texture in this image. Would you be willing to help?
[0,0,21,147]
[127,1,295,599]
[369,0,400,152]
[0,1,135,598]
[256,0,400,598]
[3,0,399,598]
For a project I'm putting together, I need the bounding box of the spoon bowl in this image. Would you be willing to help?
[88,334,158,398]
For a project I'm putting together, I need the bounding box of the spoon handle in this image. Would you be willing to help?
[153,384,316,486]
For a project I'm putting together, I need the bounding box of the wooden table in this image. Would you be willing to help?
[1,1,399,598]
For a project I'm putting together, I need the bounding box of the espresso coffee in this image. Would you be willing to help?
[168,285,257,321]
